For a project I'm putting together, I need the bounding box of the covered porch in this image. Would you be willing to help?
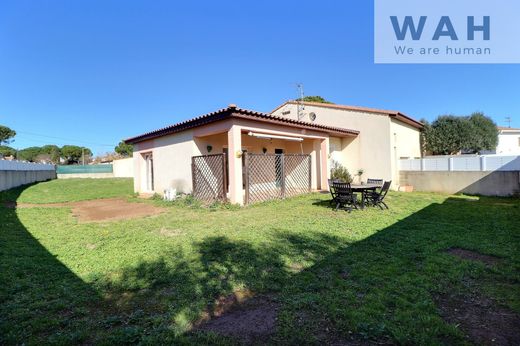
[192,117,357,205]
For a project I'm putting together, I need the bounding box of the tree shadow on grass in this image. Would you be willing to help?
[311,198,335,209]
[0,185,102,344]
[102,196,520,344]
[2,185,519,344]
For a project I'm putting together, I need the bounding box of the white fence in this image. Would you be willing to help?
[399,155,520,172]
[0,160,55,171]
[0,160,56,191]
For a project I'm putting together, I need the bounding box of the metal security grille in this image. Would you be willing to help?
[244,153,311,204]
[191,154,227,203]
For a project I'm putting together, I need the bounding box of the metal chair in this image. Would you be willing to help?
[328,179,339,205]
[367,178,384,186]
[367,181,391,209]
[332,181,358,212]
[358,179,383,207]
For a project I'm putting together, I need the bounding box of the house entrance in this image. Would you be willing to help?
[143,153,154,192]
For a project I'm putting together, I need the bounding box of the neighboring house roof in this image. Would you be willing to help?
[498,126,520,132]
[272,100,424,129]
[125,104,359,144]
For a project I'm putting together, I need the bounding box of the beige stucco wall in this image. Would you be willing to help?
[193,132,310,156]
[400,171,520,196]
[273,104,403,184]
[133,130,195,194]
[113,157,134,177]
[390,118,422,184]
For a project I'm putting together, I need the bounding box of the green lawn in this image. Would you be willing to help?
[1,179,519,345]
[0,178,134,204]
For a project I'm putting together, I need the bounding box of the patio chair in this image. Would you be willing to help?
[328,179,339,205]
[357,179,383,207]
[367,180,391,210]
[332,181,358,212]
[367,178,384,187]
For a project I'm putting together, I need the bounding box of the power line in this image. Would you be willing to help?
[15,130,116,147]
[11,136,63,146]
[13,135,108,148]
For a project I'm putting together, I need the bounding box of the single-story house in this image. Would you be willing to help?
[125,101,423,205]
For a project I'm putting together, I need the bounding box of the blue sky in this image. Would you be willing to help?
[1,1,519,155]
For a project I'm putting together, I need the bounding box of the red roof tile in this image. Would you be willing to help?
[125,105,359,144]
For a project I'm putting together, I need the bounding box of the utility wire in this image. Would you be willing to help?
[15,130,116,147]
[13,136,110,149]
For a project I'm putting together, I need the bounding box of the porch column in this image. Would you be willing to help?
[227,125,243,205]
[320,137,330,190]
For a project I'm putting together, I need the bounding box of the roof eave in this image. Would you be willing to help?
[231,112,359,137]
[125,106,358,144]
[391,113,424,129]
[272,101,424,129]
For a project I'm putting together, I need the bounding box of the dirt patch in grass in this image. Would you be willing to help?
[196,290,279,344]
[435,292,520,345]
[5,198,164,222]
[447,247,500,266]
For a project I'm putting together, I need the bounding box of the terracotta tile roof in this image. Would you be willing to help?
[125,105,359,144]
[497,126,520,131]
[272,100,424,129]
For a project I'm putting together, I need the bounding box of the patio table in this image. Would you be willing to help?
[350,183,380,209]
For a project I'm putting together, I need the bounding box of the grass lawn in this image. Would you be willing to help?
[0,178,133,203]
[1,179,519,345]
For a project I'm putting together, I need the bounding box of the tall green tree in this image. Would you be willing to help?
[40,145,61,163]
[115,141,133,157]
[297,96,334,104]
[17,147,42,162]
[423,115,472,155]
[466,112,498,153]
[419,118,430,155]
[0,145,16,157]
[61,145,92,164]
[0,125,16,145]
[423,113,498,155]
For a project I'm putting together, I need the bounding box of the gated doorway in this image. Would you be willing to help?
[244,153,311,205]
[191,154,227,203]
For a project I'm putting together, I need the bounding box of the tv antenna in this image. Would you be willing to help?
[296,83,305,121]
[505,116,511,128]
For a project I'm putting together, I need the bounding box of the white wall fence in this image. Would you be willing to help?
[0,160,55,171]
[0,160,56,191]
[399,155,520,196]
[399,155,520,172]
[113,157,134,177]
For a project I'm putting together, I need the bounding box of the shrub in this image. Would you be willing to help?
[330,161,353,183]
